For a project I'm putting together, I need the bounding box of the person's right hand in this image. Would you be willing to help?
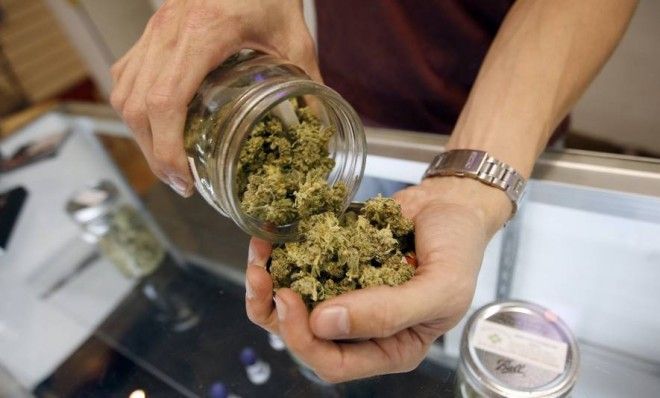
[110,0,320,197]
[244,177,511,382]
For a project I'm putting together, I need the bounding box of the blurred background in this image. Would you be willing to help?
[1,0,659,171]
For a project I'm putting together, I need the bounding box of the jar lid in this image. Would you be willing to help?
[65,180,119,225]
[460,300,579,398]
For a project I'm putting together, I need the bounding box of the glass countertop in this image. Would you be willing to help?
[33,254,457,397]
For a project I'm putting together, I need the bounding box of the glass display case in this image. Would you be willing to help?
[1,104,658,397]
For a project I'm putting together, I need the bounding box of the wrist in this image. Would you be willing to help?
[418,176,512,236]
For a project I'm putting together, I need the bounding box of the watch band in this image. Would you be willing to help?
[423,149,526,216]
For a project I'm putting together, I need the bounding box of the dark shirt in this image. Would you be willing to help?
[316,0,515,134]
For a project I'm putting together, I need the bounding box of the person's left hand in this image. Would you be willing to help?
[245,177,510,382]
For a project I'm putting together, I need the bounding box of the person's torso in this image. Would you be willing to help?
[316,0,514,134]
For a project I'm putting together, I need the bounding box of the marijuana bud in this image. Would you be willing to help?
[270,197,416,309]
[238,100,416,308]
[238,100,345,226]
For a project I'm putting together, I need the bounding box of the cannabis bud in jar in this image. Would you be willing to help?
[183,50,365,241]
[237,100,346,226]
[269,196,416,308]
[236,102,415,306]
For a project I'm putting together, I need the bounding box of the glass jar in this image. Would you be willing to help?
[184,50,366,241]
[456,300,580,398]
[66,180,164,278]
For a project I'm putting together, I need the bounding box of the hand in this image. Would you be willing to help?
[245,177,511,382]
[110,0,320,197]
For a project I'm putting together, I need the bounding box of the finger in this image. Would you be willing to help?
[112,49,164,180]
[276,11,322,82]
[110,54,129,85]
[111,40,141,84]
[110,2,160,86]
[309,276,447,341]
[146,23,239,196]
[109,33,149,115]
[131,125,164,182]
[123,7,186,191]
[109,36,165,181]
[245,237,275,331]
[295,42,323,83]
[115,37,164,181]
[392,186,429,220]
[245,264,278,334]
[285,33,322,82]
[274,289,427,383]
[121,90,157,180]
[247,237,272,268]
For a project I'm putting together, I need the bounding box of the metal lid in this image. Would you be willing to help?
[460,300,579,398]
[65,180,119,225]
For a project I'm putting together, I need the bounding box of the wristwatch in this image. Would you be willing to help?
[423,149,527,217]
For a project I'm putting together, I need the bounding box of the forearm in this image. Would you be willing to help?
[447,0,637,177]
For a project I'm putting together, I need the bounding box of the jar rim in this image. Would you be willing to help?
[66,179,119,225]
[215,78,366,242]
[459,300,580,398]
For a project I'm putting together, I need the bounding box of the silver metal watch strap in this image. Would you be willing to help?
[423,150,526,216]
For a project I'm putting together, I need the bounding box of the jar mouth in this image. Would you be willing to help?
[218,79,366,242]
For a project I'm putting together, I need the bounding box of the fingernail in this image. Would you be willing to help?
[247,245,256,266]
[274,295,287,321]
[245,278,255,300]
[247,246,265,268]
[315,306,349,338]
[168,175,191,197]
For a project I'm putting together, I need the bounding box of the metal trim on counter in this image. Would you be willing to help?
[495,212,523,300]
[364,126,660,198]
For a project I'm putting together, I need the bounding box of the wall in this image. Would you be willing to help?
[77,0,152,60]
[569,0,660,153]
[0,0,87,102]
[44,0,152,97]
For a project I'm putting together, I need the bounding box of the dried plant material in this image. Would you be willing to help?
[98,205,164,278]
[236,101,415,307]
[238,100,345,225]
[270,197,416,308]
[362,195,414,237]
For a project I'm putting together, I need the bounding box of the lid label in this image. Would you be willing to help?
[472,319,569,374]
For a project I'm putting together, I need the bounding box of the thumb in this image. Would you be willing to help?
[309,276,442,340]
[291,38,323,83]
[282,21,323,83]
[247,237,272,268]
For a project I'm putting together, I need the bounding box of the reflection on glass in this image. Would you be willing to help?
[66,180,164,279]
[65,180,198,333]
[97,205,164,278]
